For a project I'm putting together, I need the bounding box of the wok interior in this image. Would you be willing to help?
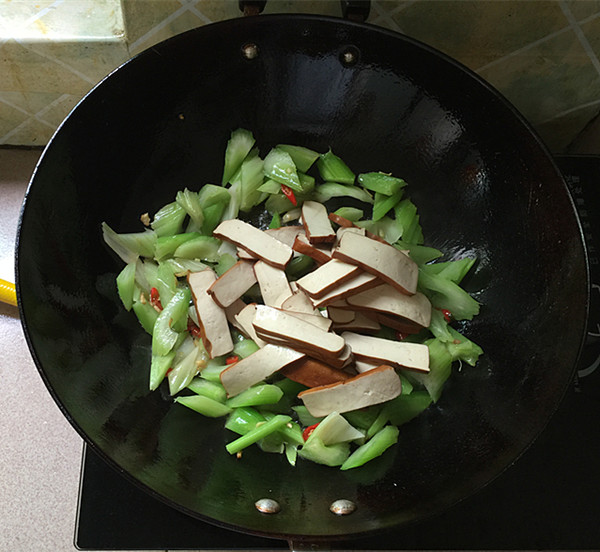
[17,16,587,539]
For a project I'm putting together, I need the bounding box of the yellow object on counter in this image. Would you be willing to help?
[0,278,17,307]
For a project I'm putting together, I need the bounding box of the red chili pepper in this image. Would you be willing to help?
[187,318,203,339]
[225,355,239,365]
[441,309,452,323]
[280,184,298,206]
[302,423,319,441]
[149,287,163,310]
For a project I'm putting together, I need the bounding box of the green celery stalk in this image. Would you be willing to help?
[394,241,442,265]
[233,338,260,359]
[201,203,226,236]
[342,405,382,430]
[198,183,232,209]
[168,339,201,395]
[298,172,315,195]
[151,288,191,357]
[132,300,159,334]
[187,377,227,403]
[421,257,476,284]
[372,189,404,221]
[358,172,407,196]
[308,412,364,445]
[268,212,281,229]
[340,425,399,470]
[418,269,480,320]
[102,223,156,263]
[222,128,255,185]
[175,395,232,417]
[446,326,483,366]
[265,192,298,214]
[314,183,373,204]
[214,253,237,277]
[225,414,291,455]
[428,307,454,342]
[356,216,401,244]
[176,188,204,231]
[150,351,175,390]
[276,143,320,172]
[298,436,350,467]
[384,391,432,426]
[200,360,227,382]
[239,150,266,212]
[333,207,363,222]
[285,254,314,279]
[257,179,282,194]
[156,262,177,307]
[116,262,136,311]
[163,257,208,277]
[151,201,186,237]
[173,236,221,262]
[263,147,302,192]
[135,259,159,293]
[316,150,355,185]
[226,384,284,408]
[410,337,453,402]
[366,409,389,439]
[285,443,299,466]
[154,232,200,261]
[261,412,305,448]
[225,407,266,435]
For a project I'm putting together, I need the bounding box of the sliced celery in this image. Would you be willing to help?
[201,202,227,236]
[276,143,320,172]
[263,147,302,192]
[340,425,399,470]
[197,183,232,209]
[410,337,453,402]
[226,384,284,408]
[132,300,159,335]
[268,212,281,229]
[298,172,316,195]
[316,150,355,185]
[298,436,350,467]
[257,179,282,194]
[173,236,221,262]
[356,216,401,244]
[233,338,260,359]
[333,207,363,222]
[135,258,159,293]
[293,405,324,427]
[314,183,373,204]
[358,172,407,196]
[187,377,227,403]
[225,414,291,455]
[421,257,476,285]
[265,191,298,214]
[342,405,382,431]
[222,128,256,185]
[225,407,266,435]
[168,339,200,395]
[418,269,480,320]
[151,202,186,237]
[285,254,314,279]
[366,409,389,439]
[428,307,454,342]
[176,395,232,417]
[214,253,237,277]
[102,222,156,263]
[116,262,136,311]
[151,288,191,357]
[372,189,404,221]
[150,351,175,391]
[163,257,209,277]
[199,360,227,382]
[285,443,299,466]
[394,241,442,265]
[308,412,364,445]
[156,262,177,307]
[446,326,483,366]
[176,188,204,231]
[384,391,432,426]
[154,232,200,261]
[240,150,266,212]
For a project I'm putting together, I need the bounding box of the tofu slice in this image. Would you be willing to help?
[213,219,293,269]
[282,310,332,332]
[331,311,381,333]
[333,232,418,295]
[253,305,345,358]
[341,331,429,373]
[236,247,255,261]
[280,357,352,388]
[334,226,366,247]
[220,343,305,397]
[207,260,257,308]
[309,271,380,308]
[327,306,355,324]
[253,260,293,307]
[224,298,247,333]
[234,303,268,347]
[292,233,333,265]
[265,225,305,248]
[295,259,361,298]
[298,365,402,417]
[354,359,382,373]
[188,270,234,358]
[301,200,336,243]
[346,283,432,329]
[280,289,320,315]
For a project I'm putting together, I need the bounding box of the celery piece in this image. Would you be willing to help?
[135,259,159,293]
[314,183,373,204]
[215,253,237,277]
[265,191,297,214]
[358,172,407,196]
[200,360,228,382]
[269,212,281,229]
[421,257,476,285]
[187,377,227,403]
[298,436,350,467]
[261,379,308,415]
[156,262,177,307]
[233,338,260,359]
[168,340,200,395]
[173,236,221,262]
[276,144,320,172]
[342,405,382,431]
[201,202,227,236]
[151,288,191,357]
[418,269,480,321]
[356,216,401,244]
[399,372,414,395]
[340,425,399,470]
[226,384,284,408]
[225,407,266,435]
[292,405,324,427]
[384,391,432,426]
[285,254,314,279]
[298,172,316,195]
[333,207,363,222]
[163,257,209,278]
[411,337,453,402]
[428,307,454,342]
[403,213,424,245]
[225,414,291,455]
[372,190,404,222]
[240,151,266,212]
[257,179,282,194]
[285,443,299,466]
[316,150,355,185]
[258,433,285,454]
[176,188,204,231]
[222,181,241,221]
[198,183,232,209]
[151,201,186,237]
[262,412,304,447]
[394,198,417,235]
[263,147,302,192]
[222,128,256,185]
[366,409,389,439]
[150,351,175,390]
[446,326,483,366]
[308,412,364,445]
[132,300,159,335]
[394,241,442,265]
[102,223,156,263]
[154,232,200,261]
[176,395,232,418]
[116,262,136,311]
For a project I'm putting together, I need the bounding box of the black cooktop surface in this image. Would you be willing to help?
[75,155,600,551]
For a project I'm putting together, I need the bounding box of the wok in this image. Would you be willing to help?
[16,12,588,544]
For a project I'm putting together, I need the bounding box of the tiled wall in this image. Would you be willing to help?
[1,0,600,152]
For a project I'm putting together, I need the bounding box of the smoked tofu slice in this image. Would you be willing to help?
[265,225,305,248]
[301,200,336,243]
[207,260,257,308]
[213,219,293,269]
[292,233,333,265]
[332,231,418,295]
[331,311,381,333]
[220,343,304,397]
[281,357,352,388]
[298,365,402,417]
[253,260,293,307]
[280,289,320,315]
[346,283,432,329]
[188,270,234,358]
[234,303,268,347]
[309,271,380,308]
[342,331,430,373]
[253,305,345,359]
[295,259,361,298]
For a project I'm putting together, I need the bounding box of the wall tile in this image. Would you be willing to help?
[580,13,600,59]
[565,0,600,21]
[121,0,188,45]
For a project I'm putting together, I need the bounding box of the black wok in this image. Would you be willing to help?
[16,14,588,543]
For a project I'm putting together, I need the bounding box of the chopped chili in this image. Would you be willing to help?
[187,318,203,339]
[280,184,298,206]
[441,309,452,323]
[149,287,163,310]
[226,355,239,365]
[302,423,319,441]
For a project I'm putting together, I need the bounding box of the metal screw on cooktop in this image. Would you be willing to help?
[242,42,259,60]
[255,498,281,514]
[340,46,360,67]
[330,499,356,515]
